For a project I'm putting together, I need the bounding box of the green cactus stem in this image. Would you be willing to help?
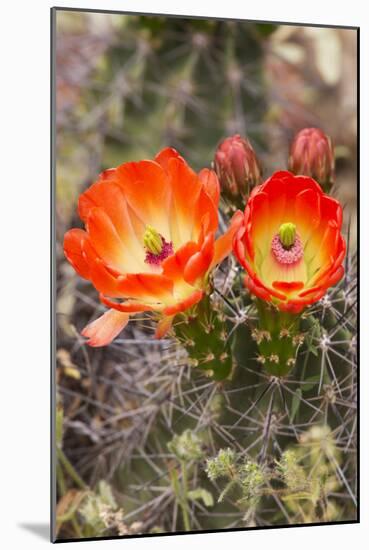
[172,291,234,381]
[252,299,304,377]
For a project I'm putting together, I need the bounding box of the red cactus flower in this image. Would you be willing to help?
[288,127,335,187]
[64,147,243,346]
[214,134,262,200]
[233,171,345,314]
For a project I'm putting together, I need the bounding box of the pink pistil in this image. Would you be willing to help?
[145,237,174,266]
[271,233,303,265]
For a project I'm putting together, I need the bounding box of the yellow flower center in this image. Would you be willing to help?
[143,225,163,255]
[278,222,296,249]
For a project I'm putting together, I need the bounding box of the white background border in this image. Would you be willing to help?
[1,0,367,547]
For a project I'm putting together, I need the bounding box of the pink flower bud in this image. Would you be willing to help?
[288,128,335,188]
[214,134,262,203]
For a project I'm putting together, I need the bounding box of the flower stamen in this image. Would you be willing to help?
[272,223,303,265]
[143,225,163,255]
[143,225,173,266]
[279,222,296,248]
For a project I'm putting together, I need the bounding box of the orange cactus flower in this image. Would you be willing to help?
[233,171,345,314]
[64,147,243,346]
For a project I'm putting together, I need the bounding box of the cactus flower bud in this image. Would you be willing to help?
[288,128,335,189]
[214,134,262,206]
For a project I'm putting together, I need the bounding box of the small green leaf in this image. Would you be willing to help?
[282,491,313,501]
[307,343,319,357]
[290,389,302,422]
[301,375,321,392]
[255,23,277,37]
[56,405,64,447]
[188,488,214,507]
[218,480,237,503]
[97,480,117,510]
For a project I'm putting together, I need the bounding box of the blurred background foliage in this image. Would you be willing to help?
[56,11,357,242]
[55,10,357,540]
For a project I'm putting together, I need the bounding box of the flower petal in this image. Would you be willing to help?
[272,281,304,293]
[81,309,130,347]
[86,207,130,273]
[117,273,174,304]
[155,315,174,338]
[99,293,155,313]
[244,275,271,302]
[294,188,321,240]
[161,242,199,281]
[154,147,182,171]
[194,188,219,237]
[246,192,270,260]
[211,210,243,268]
[63,229,92,279]
[116,160,172,240]
[163,290,204,316]
[320,195,343,229]
[88,259,123,297]
[198,168,220,207]
[166,156,203,246]
[79,180,146,271]
[184,233,215,285]
[261,171,322,197]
